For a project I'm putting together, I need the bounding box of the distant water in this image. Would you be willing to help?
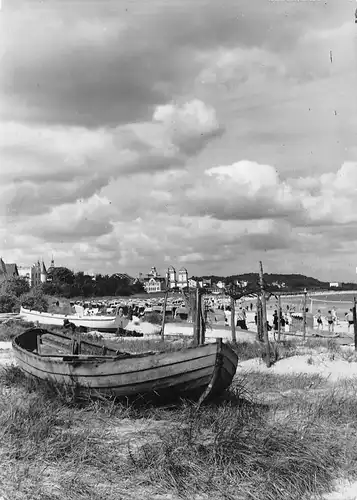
[265,291,357,316]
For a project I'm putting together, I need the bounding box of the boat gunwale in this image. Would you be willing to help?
[20,306,117,322]
[12,328,235,368]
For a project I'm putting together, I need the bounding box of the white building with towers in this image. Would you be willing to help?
[18,257,55,288]
[139,265,190,293]
[166,266,189,289]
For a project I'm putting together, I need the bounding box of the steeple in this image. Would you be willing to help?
[40,259,47,283]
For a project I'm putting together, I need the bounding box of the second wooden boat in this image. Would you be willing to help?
[20,306,121,332]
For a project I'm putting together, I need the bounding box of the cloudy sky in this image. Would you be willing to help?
[1,0,357,281]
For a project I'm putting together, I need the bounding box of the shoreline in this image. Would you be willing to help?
[282,290,357,298]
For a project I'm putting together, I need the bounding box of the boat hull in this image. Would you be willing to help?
[20,307,119,331]
[12,328,238,401]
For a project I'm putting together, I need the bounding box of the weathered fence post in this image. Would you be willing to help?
[353,297,357,352]
[199,292,206,345]
[277,294,282,342]
[303,288,307,340]
[256,295,262,342]
[230,296,236,344]
[161,290,168,340]
[161,269,170,340]
[193,287,201,345]
[259,261,271,368]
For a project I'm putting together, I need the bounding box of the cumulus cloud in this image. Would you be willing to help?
[298,162,357,225]
[153,99,222,154]
[1,0,355,280]
[179,161,303,221]
[0,99,222,216]
[26,195,116,242]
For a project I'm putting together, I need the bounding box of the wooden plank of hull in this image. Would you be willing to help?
[15,341,219,376]
[15,355,216,395]
[17,363,214,398]
[16,356,234,398]
[14,352,237,398]
[14,349,218,387]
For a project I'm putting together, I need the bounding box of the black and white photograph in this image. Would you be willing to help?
[1,1,357,499]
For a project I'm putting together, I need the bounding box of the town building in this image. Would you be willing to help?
[211,284,224,295]
[329,282,341,288]
[0,258,19,284]
[271,281,287,289]
[166,266,189,289]
[18,258,53,287]
[138,266,190,293]
[141,267,167,293]
[198,278,212,288]
[188,278,197,288]
[176,267,189,289]
[234,280,249,288]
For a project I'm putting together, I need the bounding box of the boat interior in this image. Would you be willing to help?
[14,328,135,359]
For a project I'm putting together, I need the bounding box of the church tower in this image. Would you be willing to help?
[40,260,47,284]
[178,267,188,289]
[167,266,176,288]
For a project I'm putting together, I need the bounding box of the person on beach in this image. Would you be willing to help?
[315,309,323,331]
[224,306,232,326]
[346,309,354,332]
[236,307,248,330]
[326,310,335,333]
[273,310,279,335]
[116,306,130,330]
[280,311,286,329]
[332,307,338,325]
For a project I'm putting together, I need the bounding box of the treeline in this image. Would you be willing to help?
[0,277,48,313]
[42,267,145,298]
[0,267,146,313]
[194,273,357,292]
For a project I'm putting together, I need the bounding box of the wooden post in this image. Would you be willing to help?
[303,289,307,340]
[353,297,357,352]
[196,288,203,345]
[256,295,262,342]
[230,296,237,344]
[200,294,206,345]
[259,261,271,367]
[161,290,168,340]
[277,294,282,342]
[193,287,200,345]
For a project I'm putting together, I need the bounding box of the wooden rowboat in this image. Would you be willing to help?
[12,328,238,402]
[20,306,121,332]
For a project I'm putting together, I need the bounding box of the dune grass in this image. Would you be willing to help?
[2,326,357,498]
[0,319,37,341]
[1,362,357,500]
[108,336,195,353]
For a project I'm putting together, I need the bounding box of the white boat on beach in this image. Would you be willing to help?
[20,306,122,332]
